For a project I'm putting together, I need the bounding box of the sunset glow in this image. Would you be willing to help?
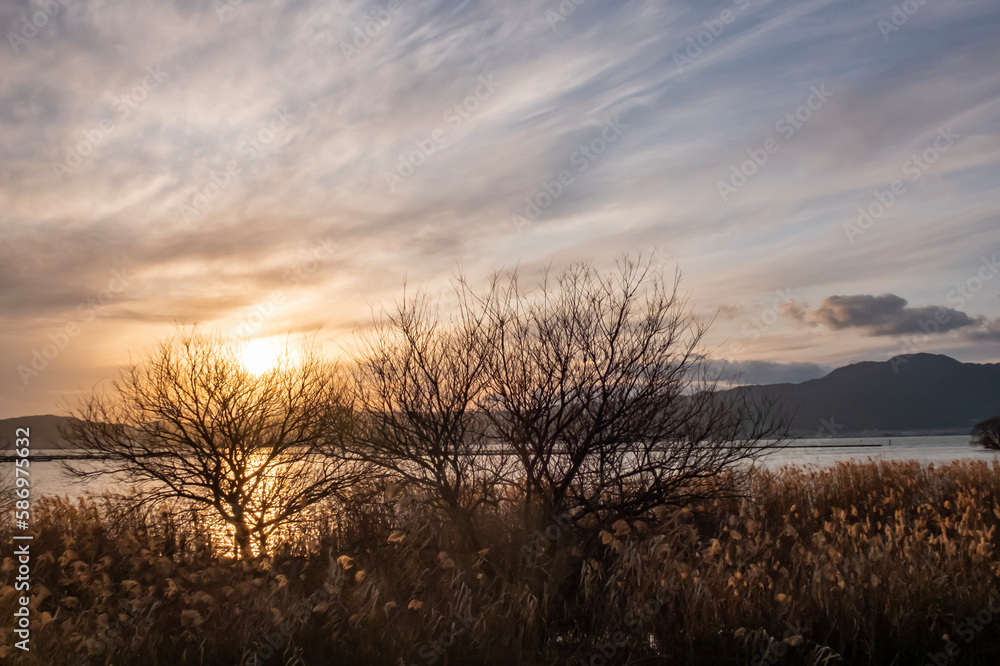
[2,1,1000,659]
[238,337,287,375]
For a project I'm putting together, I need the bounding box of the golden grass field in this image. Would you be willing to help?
[3,459,1000,665]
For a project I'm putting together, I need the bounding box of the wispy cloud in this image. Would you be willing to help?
[1,0,998,416]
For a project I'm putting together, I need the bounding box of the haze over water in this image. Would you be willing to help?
[25,435,992,499]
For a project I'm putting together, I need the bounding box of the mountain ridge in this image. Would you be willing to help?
[0,414,78,449]
[3,354,998,444]
[726,353,1000,437]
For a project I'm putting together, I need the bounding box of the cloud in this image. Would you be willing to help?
[809,294,978,336]
[963,317,1000,341]
[715,303,745,320]
[779,299,809,322]
[710,360,832,386]
[1,0,1000,417]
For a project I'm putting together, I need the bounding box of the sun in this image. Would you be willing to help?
[238,337,285,375]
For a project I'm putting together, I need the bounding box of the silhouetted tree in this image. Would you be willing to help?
[475,257,787,536]
[346,285,511,551]
[972,416,1000,450]
[64,330,363,558]
[341,257,785,561]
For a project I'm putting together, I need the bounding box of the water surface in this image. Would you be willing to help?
[18,435,996,499]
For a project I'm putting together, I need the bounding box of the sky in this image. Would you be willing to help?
[0,0,998,418]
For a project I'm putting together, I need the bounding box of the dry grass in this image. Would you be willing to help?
[2,460,1000,665]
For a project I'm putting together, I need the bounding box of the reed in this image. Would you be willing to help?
[2,459,999,665]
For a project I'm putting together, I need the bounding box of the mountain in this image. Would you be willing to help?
[728,354,1000,437]
[0,414,78,450]
[3,353,998,444]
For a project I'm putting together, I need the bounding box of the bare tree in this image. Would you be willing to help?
[0,463,14,520]
[64,330,363,559]
[347,285,511,551]
[972,416,1000,450]
[347,258,787,552]
[475,257,787,536]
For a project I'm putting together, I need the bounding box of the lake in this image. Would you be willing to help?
[762,434,996,468]
[15,435,995,500]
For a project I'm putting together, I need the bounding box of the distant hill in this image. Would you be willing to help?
[726,354,1000,437]
[0,414,78,450]
[3,354,998,444]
